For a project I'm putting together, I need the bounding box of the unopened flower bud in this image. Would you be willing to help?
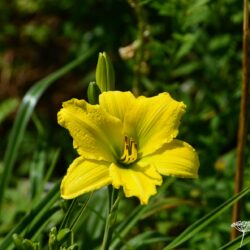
[87,82,101,104]
[49,227,59,250]
[12,234,24,249]
[22,239,35,250]
[67,243,78,250]
[57,228,71,245]
[95,52,115,92]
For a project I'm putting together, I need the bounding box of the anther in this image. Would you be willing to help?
[120,136,138,164]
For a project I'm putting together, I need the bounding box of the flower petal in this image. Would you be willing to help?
[141,139,199,178]
[99,91,135,122]
[123,93,186,157]
[58,98,123,161]
[61,157,111,199]
[109,162,162,205]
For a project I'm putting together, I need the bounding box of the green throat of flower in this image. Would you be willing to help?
[120,136,138,165]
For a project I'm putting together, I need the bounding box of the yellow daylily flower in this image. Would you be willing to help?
[58,91,199,205]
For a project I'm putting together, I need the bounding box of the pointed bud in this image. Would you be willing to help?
[22,239,35,250]
[95,52,115,92]
[12,234,24,250]
[57,228,71,245]
[49,227,59,250]
[48,235,58,250]
[50,227,57,236]
[87,82,101,104]
[67,244,78,250]
[33,243,40,250]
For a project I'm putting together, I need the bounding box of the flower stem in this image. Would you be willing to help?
[231,0,250,240]
[101,186,119,250]
[240,232,245,248]
[128,0,147,95]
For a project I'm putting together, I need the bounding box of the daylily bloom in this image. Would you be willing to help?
[58,91,199,204]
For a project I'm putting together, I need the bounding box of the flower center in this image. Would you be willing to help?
[120,136,138,165]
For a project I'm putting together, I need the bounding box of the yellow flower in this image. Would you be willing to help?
[58,91,199,204]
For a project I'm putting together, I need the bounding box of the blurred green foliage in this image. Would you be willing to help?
[0,0,250,249]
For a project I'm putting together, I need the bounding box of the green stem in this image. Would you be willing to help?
[110,177,175,249]
[101,187,119,250]
[128,0,147,95]
[240,232,245,248]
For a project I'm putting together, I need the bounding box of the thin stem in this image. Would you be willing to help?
[59,199,77,231]
[240,232,245,248]
[110,177,175,249]
[231,0,250,240]
[101,187,119,250]
[128,0,147,95]
[70,193,93,231]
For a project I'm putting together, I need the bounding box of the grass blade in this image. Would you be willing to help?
[219,233,250,249]
[0,47,96,215]
[110,178,175,249]
[25,206,61,240]
[0,181,60,250]
[163,187,250,250]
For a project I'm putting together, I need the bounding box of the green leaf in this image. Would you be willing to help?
[0,181,60,250]
[174,33,198,61]
[120,231,169,250]
[219,233,250,250]
[163,187,250,249]
[0,98,19,124]
[171,62,201,77]
[110,178,175,250]
[0,47,97,215]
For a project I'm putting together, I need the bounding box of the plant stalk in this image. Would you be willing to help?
[231,0,250,240]
[128,0,147,95]
[101,187,119,250]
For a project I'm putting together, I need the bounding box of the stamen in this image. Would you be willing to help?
[120,136,138,164]
[120,136,129,162]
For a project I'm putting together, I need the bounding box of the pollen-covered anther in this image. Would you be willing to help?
[120,136,138,164]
